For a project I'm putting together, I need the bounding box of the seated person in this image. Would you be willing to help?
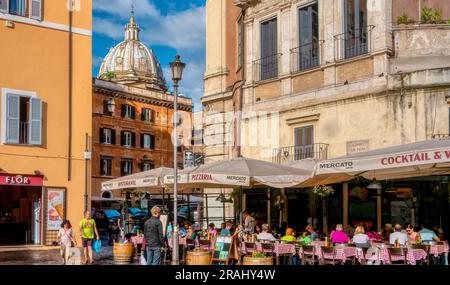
[297,231,312,245]
[419,223,441,242]
[330,224,350,244]
[220,221,233,236]
[206,223,217,237]
[352,226,370,247]
[306,225,318,241]
[389,224,408,246]
[281,228,296,242]
[257,224,276,241]
[186,225,197,240]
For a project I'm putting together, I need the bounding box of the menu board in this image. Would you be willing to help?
[46,189,65,230]
[213,236,233,261]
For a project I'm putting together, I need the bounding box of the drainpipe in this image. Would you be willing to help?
[67,1,73,181]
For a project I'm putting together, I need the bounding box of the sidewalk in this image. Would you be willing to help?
[0,245,116,265]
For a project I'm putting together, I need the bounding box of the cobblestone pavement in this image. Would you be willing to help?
[0,246,126,265]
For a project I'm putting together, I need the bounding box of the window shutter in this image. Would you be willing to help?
[107,159,112,176]
[150,135,155,150]
[120,131,124,145]
[0,0,9,13]
[30,0,42,21]
[131,133,136,147]
[111,129,116,145]
[6,94,20,144]
[140,134,144,148]
[29,97,42,145]
[141,109,145,121]
[100,128,105,143]
[150,110,155,122]
[131,106,136,119]
[121,105,125,118]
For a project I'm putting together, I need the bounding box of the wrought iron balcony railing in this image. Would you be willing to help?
[291,40,323,73]
[334,25,375,61]
[253,53,282,82]
[272,143,329,164]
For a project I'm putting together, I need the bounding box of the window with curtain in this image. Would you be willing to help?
[9,0,27,16]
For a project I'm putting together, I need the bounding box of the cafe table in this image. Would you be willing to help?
[377,246,427,265]
[241,241,296,265]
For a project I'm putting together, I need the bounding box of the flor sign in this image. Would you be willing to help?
[0,174,44,186]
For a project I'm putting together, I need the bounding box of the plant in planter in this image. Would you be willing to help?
[251,251,267,258]
[397,14,415,25]
[420,6,445,24]
[313,185,335,198]
[350,186,369,201]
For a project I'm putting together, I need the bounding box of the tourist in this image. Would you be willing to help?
[179,222,189,238]
[254,224,262,235]
[56,220,76,265]
[306,224,318,241]
[117,209,126,241]
[79,210,100,265]
[166,221,173,239]
[389,224,408,246]
[433,224,445,241]
[186,225,197,240]
[352,226,370,248]
[406,224,420,244]
[143,206,164,265]
[205,223,217,238]
[344,223,355,238]
[418,223,440,242]
[365,223,382,241]
[257,224,276,241]
[242,210,256,234]
[220,221,233,236]
[220,222,226,233]
[330,224,350,244]
[281,228,296,242]
[381,223,393,241]
[297,231,312,245]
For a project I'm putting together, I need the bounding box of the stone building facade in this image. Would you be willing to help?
[202,0,450,228]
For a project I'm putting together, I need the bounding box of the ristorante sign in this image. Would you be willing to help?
[317,148,450,174]
[0,174,44,186]
[101,177,159,191]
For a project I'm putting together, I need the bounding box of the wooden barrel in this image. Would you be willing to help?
[243,256,273,265]
[186,249,212,265]
[113,242,135,265]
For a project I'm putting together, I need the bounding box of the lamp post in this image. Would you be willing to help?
[170,55,185,265]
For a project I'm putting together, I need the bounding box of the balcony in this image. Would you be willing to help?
[291,41,323,73]
[253,53,282,82]
[334,25,374,61]
[272,144,329,164]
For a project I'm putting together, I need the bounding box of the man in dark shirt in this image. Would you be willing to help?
[144,206,164,265]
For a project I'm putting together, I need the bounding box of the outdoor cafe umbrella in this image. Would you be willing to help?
[312,139,450,183]
[101,167,173,192]
[162,156,313,189]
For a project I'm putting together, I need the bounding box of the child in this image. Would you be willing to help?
[56,220,77,265]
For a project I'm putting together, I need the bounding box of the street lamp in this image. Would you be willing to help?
[170,55,185,265]
[106,98,116,113]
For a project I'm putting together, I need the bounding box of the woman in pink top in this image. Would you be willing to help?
[330,224,350,244]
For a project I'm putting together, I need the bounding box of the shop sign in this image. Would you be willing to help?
[0,174,43,186]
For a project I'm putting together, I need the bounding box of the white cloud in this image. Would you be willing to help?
[93,0,159,19]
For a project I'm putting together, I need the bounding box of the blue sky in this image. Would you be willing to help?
[93,0,206,111]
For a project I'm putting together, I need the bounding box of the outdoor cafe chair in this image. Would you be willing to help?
[199,239,212,250]
[320,246,340,265]
[358,247,381,265]
[387,247,408,265]
[411,244,430,265]
[301,245,317,265]
[244,242,256,255]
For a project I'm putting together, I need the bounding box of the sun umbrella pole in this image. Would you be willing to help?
[239,186,243,225]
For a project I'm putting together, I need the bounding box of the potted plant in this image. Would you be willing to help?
[313,185,335,198]
[420,6,445,24]
[243,251,273,265]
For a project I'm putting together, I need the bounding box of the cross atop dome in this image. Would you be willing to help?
[125,4,139,41]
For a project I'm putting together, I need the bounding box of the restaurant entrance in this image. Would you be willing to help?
[0,174,44,245]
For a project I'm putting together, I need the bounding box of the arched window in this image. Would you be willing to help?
[102,191,112,199]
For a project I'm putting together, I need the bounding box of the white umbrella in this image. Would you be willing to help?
[163,157,313,189]
[101,167,173,192]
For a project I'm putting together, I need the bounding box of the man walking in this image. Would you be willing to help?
[79,210,100,264]
[144,206,164,265]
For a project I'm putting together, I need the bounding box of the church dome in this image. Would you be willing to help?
[98,12,166,90]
